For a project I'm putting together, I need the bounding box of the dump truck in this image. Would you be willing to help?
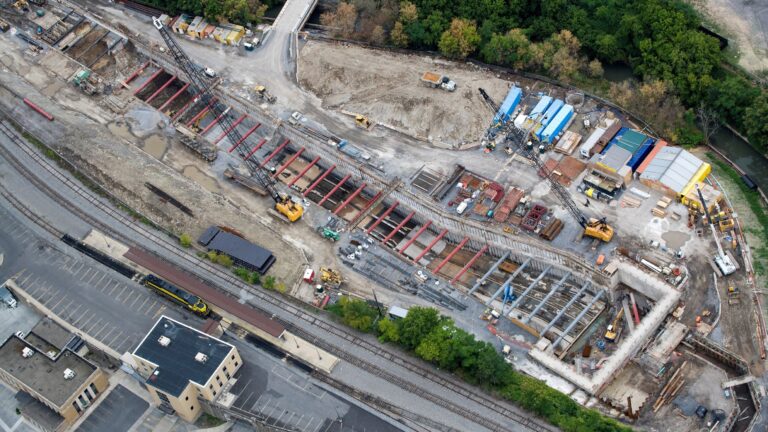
[421,72,456,92]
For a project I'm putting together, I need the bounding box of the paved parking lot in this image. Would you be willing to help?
[76,385,148,432]
[0,205,204,356]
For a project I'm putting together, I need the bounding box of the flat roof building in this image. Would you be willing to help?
[198,226,276,274]
[0,334,108,431]
[132,316,242,423]
[639,146,711,196]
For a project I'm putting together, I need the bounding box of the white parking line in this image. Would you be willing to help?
[49,294,67,310]
[115,286,130,301]
[127,293,143,308]
[71,309,92,327]
[108,331,124,348]
[80,268,92,281]
[108,283,120,296]
[94,273,107,288]
[258,398,272,414]
[92,321,109,339]
[18,272,32,285]
[152,306,166,319]
[137,296,150,311]
[273,410,288,425]
[143,300,158,316]
[57,299,75,314]
[87,270,101,285]
[67,304,83,321]
[100,326,117,341]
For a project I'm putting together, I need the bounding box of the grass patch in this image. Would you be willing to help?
[196,413,225,428]
[707,153,768,275]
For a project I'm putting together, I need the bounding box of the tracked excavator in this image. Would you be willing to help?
[152,17,302,222]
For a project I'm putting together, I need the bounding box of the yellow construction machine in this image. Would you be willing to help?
[275,193,303,222]
[584,218,614,242]
[320,267,342,288]
[354,114,372,129]
[605,308,624,342]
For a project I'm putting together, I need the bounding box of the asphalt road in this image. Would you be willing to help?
[76,385,149,432]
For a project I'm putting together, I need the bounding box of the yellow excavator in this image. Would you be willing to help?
[605,309,624,342]
[274,192,303,222]
[354,114,372,129]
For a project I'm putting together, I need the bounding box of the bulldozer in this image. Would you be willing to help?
[274,193,303,222]
[320,267,342,288]
[584,218,614,242]
[354,114,372,129]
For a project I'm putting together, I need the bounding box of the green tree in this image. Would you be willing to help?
[233,267,250,281]
[216,254,233,268]
[399,307,441,350]
[249,272,261,285]
[206,250,218,261]
[399,1,418,23]
[708,76,760,131]
[481,29,530,69]
[390,21,409,47]
[377,318,400,343]
[331,296,378,332]
[438,18,480,59]
[321,2,358,39]
[745,92,768,153]
[276,282,287,293]
[263,275,276,290]
[179,233,192,248]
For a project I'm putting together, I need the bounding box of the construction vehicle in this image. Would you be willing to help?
[727,284,740,305]
[421,72,456,92]
[354,114,372,129]
[508,133,613,241]
[696,184,736,276]
[253,85,276,103]
[605,308,624,342]
[72,69,97,95]
[153,17,303,222]
[320,267,342,288]
[317,226,340,241]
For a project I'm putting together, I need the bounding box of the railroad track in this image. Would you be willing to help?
[0,118,557,432]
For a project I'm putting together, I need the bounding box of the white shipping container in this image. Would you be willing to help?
[579,127,605,158]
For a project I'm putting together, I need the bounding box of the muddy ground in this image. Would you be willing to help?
[0,34,305,287]
[298,40,515,149]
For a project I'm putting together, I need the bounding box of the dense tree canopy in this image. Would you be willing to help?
[138,0,276,23]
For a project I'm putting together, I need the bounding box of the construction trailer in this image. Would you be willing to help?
[534,99,564,139]
[540,104,574,144]
[493,86,523,125]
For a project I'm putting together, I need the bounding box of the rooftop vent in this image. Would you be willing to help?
[63,368,76,380]
[158,336,171,347]
[21,347,34,358]
[194,352,208,363]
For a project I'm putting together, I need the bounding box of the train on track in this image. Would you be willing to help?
[141,274,209,316]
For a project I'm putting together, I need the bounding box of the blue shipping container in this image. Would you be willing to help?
[541,104,574,143]
[493,87,523,124]
[527,95,552,119]
[627,138,656,171]
[535,99,564,138]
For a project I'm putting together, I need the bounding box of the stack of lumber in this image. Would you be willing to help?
[652,207,667,217]
[620,196,642,208]
[652,361,688,412]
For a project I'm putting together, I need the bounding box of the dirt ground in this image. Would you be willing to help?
[687,0,768,74]
[0,33,304,287]
[298,41,514,149]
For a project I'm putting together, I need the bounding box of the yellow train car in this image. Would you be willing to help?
[141,274,209,316]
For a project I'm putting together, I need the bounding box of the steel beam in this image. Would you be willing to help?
[333,182,366,215]
[486,258,530,306]
[171,91,200,122]
[133,68,163,95]
[349,191,381,221]
[508,266,551,311]
[366,202,399,234]
[158,82,189,112]
[450,244,487,284]
[523,273,570,324]
[243,138,267,161]
[433,236,470,274]
[382,211,416,244]
[273,148,305,178]
[469,251,510,295]
[123,60,150,85]
[200,106,230,135]
[288,156,320,187]
[317,174,351,206]
[229,123,261,153]
[540,282,591,337]
[398,220,431,254]
[303,165,336,197]
[553,291,604,349]
[414,229,448,263]
[213,114,247,145]
[146,75,176,103]
[186,99,215,127]
[259,139,290,167]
